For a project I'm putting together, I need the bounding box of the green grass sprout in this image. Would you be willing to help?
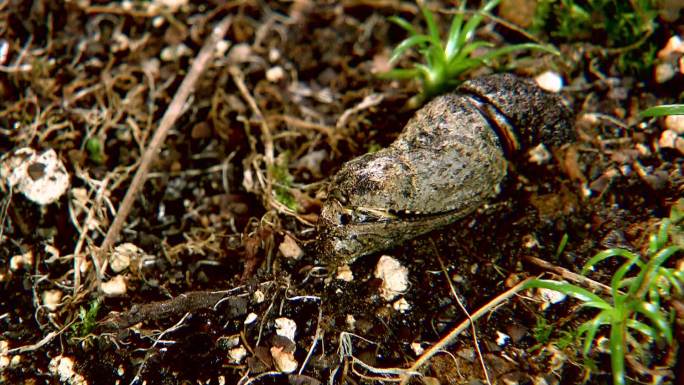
[383,0,558,106]
[640,104,684,118]
[525,218,683,385]
[72,298,101,337]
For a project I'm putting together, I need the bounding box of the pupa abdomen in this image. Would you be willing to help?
[317,74,574,264]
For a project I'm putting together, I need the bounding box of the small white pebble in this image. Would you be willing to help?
[268,48,281,62]
[271,346,298,373]
[635,143,651,157]
[538,287,567,310]
[227,346,247,364]
[266,66,285,83]
[227,43,252,64]
[253,289,265,304]
[215,40,230,56]
[278,234,302,260]
[345,314,356,330]
[42,290,63,312]
[392,297,411,313]
[655,62,676,84]
[534,71,563,92]
[335,264,354,282]
[657,35,684,59]
[659,129,679,149]
[496,331,510,346]
[1,148,70,205]
[152,16,165,28]
[244,312,258,325]
[49,355,88,385]
[528,143,551,165]
[9,250,33,271]
[110,243,141,273]
[274,317,297,342]
[0,39,8,65]
[410,342,424,356]
[100,275,127,297]
[374,256,409,301]
[665,114,684,134]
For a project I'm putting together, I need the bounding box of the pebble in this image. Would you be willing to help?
[538,287,567,310]
[270,346,298,373]
[1,148,70,205]
[49,355,88,385]
[42,290,63,312]
[100,275,127,297]
[392,297,411,312]
[110,243,143,273]
[9,250,33,271]
[274,317,297,342]
[534,71,563,93]
[374,256,409,301]
[659,129,679,149]
[335,264,354,282]
[665,114,684,134]
[244,312,258,325]
[227,346,247,364]
[278,234,303,260]
[266,66,285,83]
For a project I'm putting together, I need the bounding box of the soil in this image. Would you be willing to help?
[1,1,683,385]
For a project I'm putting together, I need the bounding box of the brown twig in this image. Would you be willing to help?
[400,278,533,384]
[97,16,232,266]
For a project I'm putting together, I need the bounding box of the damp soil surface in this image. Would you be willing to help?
[1,1,683,385]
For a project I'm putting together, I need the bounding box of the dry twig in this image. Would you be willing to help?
[98,15,232,265]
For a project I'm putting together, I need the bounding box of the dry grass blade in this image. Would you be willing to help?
[97,15,233,268]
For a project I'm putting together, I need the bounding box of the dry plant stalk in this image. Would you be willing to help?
[97,16,232,273]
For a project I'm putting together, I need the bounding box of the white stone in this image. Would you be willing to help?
[270,346,298,373]
[665,114,684,134]
[266,66,285,82]
[374,256,409,301]
[538,287,567,310]
[278,234,303,260]
[253,289,265,304]
[9,250,33,271]
[244,312,258,324]
[109,243,142,273]
[528,143,551,165]
[160,44,192,61]
[655,62,676,84]
[534,71,563,93]
[659,129,679,149]
[49,355,88,385]
[227,346,247,364]
[392,297,411,312]
[496,331,510,346]
[410,342,424,356]
[274,317,297,342]
[268,48,281,62]
[657,35,684,58]
[215,40,230,56]
[42,290,63,312]
[335,264,354,282]
[345,314,356,330]
[227,44,252,64]
[0,148,70,205]
[100,275,127,297]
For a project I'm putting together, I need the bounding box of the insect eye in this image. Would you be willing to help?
[339,213,351,225]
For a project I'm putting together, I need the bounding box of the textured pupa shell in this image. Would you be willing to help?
[317,74,574,264]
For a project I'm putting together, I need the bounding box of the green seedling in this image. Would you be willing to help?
[525,218,683,385]
[383,0,557,106]
[640,104,684,118]
[270,155,298,212]
[72,298,101,337]
[85,137,105,164]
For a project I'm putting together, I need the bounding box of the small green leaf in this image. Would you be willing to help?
[626,319,657,340]
[390,35,433,63]
[389,16,419,36]
[640,104,684,117]
[634,301,672,343]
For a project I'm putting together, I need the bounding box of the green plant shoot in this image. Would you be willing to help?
[383,0,558,106]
